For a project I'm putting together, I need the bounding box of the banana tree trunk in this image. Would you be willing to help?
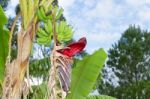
[2,24,35,99]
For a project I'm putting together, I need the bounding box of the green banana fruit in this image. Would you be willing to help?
[47,20,53,33]
[37,37,49,44]
[45,23,50,33]
[37,9,43,20]
[37,28,48,37]
[56,8,64,20]
[58,21,63,33]
[40,7,47,20]
[45,20,52,34]
[37,37,51,46]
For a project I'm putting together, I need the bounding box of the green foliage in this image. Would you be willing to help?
[0,6,9,84]
[98,26,150,98]
[86,95,116,99]
[67,49,107,99]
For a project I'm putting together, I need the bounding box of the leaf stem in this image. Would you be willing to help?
[52,10,58,47]
[47,8,58,99]
[7,12,20,63]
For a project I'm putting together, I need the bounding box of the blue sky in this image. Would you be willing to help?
[6,0,150,54]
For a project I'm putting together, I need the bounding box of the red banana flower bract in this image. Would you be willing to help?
[57,37,87,57]
[56,37,87,92]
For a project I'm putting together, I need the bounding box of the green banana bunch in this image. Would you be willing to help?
[37,6,48,21]
[37,5,64,21]
[37,19,53,46]
[53,6,64,20]
[37,20,73,45]
[36,4,73,46]
[56,21,73,42]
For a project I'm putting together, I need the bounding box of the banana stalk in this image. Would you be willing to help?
[2,0,38,98]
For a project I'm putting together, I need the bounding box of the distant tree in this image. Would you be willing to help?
[97,26,150,99]
[0,0,10,9]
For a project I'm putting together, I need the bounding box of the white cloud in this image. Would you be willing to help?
[137,6,150,22]
[73,31,121,53]
[145,0,150,3]
[6,0,150,54]
[83,0,95,8]
[75,32,120,42]
[125,0,150,7]
[94,0,116,18]
[84,0,124,20]
[59,0,77,23]
[95,20,112,30]
[58,0,124,53]
[125,0,144,7]
[5,0,19,17]
[59,0,75,10]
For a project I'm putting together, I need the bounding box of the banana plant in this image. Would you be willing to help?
[34,1,109,99]
[0,0,73,98]
[1,0,55,99]
[36,3,109,99]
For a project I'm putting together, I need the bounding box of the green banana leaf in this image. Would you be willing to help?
[86,95,116,99]
[0,6,9,84]
[0,6,7,26]
[67,48,107,99]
